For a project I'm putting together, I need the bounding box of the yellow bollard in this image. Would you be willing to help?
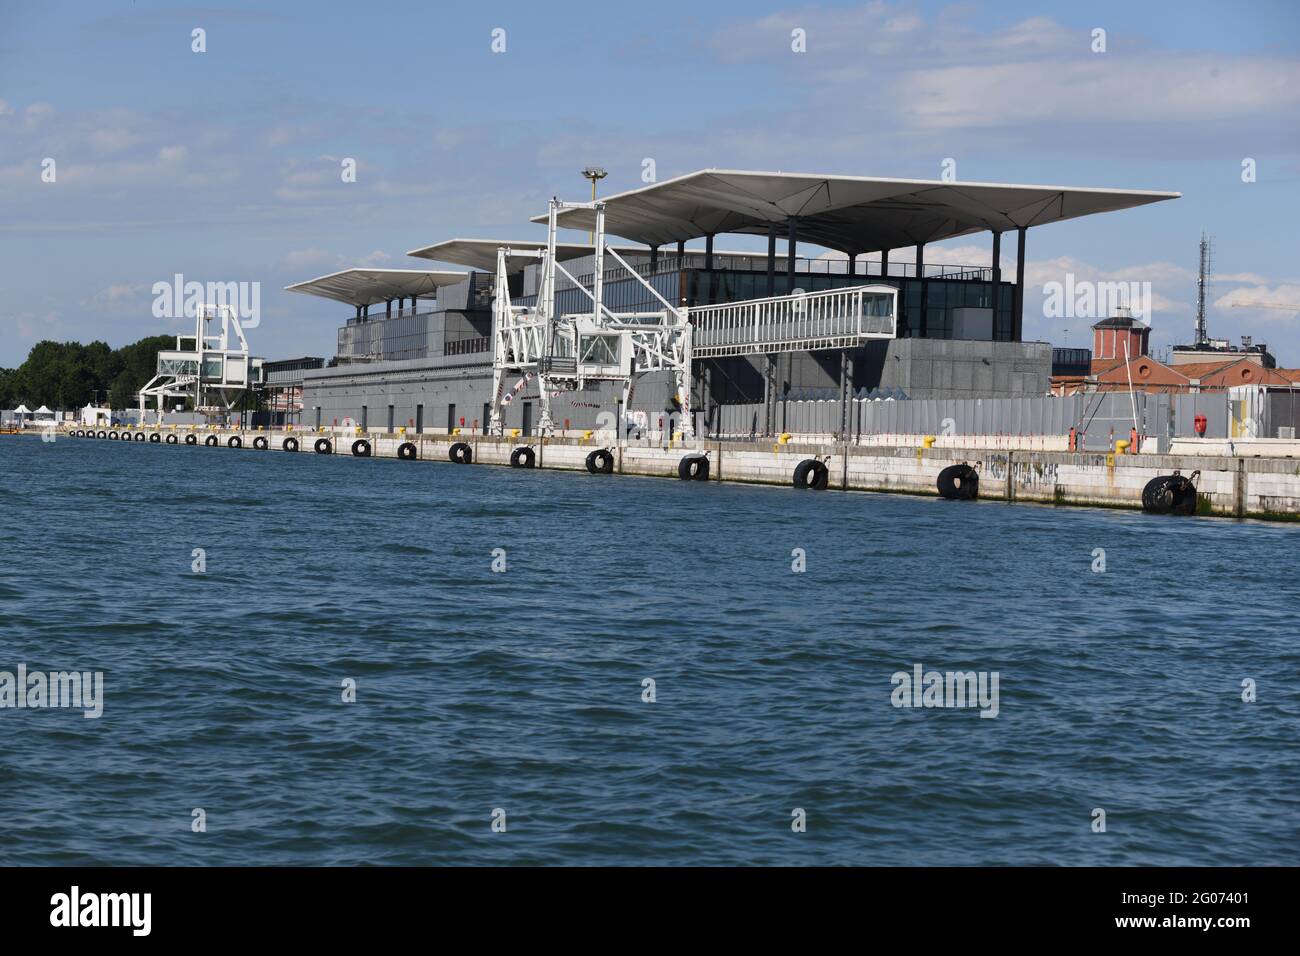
[397,427,405,435]
[778,433,792,444]
[1115,439,1130,455]
[509,428,520,438]
[451,427,461,436]
[583,429,594,441]
[922,435,936,448]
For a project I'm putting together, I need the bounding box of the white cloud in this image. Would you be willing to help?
[1214,285,1300,321]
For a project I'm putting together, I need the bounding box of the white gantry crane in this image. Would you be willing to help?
[488,198,899,442]
[489,199,696,440]
[137,303,262,423]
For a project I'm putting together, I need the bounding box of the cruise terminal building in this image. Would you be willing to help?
[282,169,1178,437]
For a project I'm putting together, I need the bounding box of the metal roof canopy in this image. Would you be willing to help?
[534,169,1181,253]
[406,238,641,274]
[405,237,788,274]
[284,268,468,307]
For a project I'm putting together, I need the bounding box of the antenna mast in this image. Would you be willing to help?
[1194,230,1214,346]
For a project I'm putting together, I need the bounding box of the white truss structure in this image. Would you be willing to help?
[137,304,262,423]
[488,198,900,440]
[489,199,695,439]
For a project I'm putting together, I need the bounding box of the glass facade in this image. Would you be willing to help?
[337,311,432,362]
[523,268,1017,342]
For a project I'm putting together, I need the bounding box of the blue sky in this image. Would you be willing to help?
[2,0,1298,366]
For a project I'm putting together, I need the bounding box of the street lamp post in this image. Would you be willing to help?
[581,166,607,244]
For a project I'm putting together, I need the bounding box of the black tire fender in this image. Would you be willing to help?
[134,432,145,441]
[352,439,371,457]
[253,436,269,450]
[397,441,417,460]
[449,441,473,464]
[185,434,198,445]
[678,454,710,480]
[314,438,332,455]
[149,433,161,443]
[1143,474,1197,515]
[792,458,829,490]
[937,463,979,500]
[510,446,536,468]
[165,434,178,444]
[585,448,614,474]
[227,435,242,448]
[283,437,299,453]
[205,435,218,446]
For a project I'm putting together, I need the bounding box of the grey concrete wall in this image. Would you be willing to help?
[700,338,1052,405]
[302,358,681,434]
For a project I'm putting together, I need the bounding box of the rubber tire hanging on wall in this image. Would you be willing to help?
[352,439,371,457]
[108,431,119,440]
[149,433,161,443]
[1142,474,1198,516]
[678,455,710,480]
[283,437,299,453]
[185,434,197,445]
[165,434,178,444]
[97,431,107,439]
[937,464,979,500]
[227,436,242,448]
[314,438,332,455]
[792,458,829,490]
[397,442,417,460]
[510,446,535,468]
[585,449,614,474]
[134,432,145,441]
[449,441,473,464]
[253,436,269,450]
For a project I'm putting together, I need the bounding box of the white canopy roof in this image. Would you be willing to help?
[407,237,790,274]
[536,169,1181,253]
[284,268,468,307]
[33,405,53,414]
[13,404,31,414]
[406,238,653,274]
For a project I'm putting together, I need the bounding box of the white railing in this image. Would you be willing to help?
[690,284,897,357]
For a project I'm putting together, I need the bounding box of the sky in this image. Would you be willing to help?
[1,0,1298,367]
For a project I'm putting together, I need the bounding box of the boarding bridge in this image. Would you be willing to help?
[137,304,263,423]
[691,285,897,358]
[490,199,698,437]
[488,199,895,440]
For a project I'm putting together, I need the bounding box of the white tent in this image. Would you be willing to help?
[13,404,31,415]
[33,405,54,416]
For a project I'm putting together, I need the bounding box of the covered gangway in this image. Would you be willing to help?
[284,268,469,318]
[536,168,1180,339]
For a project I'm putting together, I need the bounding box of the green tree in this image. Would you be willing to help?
[8,334,177,411]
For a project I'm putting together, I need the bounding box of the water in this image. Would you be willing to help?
[2,434,1297,865]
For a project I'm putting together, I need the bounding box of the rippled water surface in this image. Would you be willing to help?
[2,435,1297,865]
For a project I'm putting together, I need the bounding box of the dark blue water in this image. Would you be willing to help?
[1,434,1297,865]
